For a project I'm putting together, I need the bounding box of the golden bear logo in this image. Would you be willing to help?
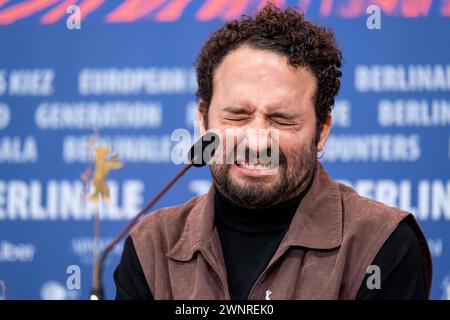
[89,146,123,202]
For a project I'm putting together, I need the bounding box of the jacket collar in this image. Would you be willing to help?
[167,161,343,261]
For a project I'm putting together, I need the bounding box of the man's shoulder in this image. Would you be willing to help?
[330,179,432,298]
[129,193,208,248]
[334,180,411,234]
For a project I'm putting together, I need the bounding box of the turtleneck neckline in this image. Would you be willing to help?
[214,176,313,234]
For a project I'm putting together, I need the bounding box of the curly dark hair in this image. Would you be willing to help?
[195,3,342,140]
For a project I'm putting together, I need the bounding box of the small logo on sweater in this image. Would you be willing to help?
[265,290,272,300]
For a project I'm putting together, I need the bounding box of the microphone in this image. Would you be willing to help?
[188,131,220,167]
[89,132,219,300]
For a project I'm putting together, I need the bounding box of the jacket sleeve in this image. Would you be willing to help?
[114,236,154,300]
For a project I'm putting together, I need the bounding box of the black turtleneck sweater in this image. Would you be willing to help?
[114,191,427,300]
[214,189,305,300]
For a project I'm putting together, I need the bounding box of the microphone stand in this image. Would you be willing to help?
[90,163,193,300]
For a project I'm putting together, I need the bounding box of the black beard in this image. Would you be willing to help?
[209,140,318,209]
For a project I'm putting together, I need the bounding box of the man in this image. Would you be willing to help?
[114,4,432,300]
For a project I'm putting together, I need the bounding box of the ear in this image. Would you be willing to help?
[197,100,207,135]
[317,113,332,151]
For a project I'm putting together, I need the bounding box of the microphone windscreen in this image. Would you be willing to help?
[188,132,220,167]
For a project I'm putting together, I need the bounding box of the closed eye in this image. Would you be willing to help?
[269,111,303,127]
[270,118,301,127]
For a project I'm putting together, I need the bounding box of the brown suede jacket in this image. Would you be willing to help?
[130,161,432,299]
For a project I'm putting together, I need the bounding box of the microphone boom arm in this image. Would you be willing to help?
[90,163,193,300]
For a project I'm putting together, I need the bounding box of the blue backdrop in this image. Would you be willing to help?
[0,0,449,300]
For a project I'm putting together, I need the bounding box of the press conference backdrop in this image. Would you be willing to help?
[0,0,449,300]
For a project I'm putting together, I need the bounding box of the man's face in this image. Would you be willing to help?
[200,45,330,208]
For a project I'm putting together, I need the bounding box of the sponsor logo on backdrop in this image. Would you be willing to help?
[0,241,35,263]
[71,237,123,265]
[40,281,79,300]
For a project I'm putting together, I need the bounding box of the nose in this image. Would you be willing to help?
[244,127,273,153]
[239,117,278,165]
[223,114,280,165]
